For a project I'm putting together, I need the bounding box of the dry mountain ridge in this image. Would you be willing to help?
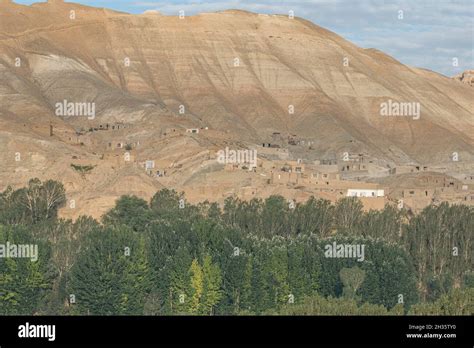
[0,1,473,217]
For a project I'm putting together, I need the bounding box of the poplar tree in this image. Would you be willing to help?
[201,254,223,315]
[0,225,52,314]
[188,259,203,314]
[68,227,150,315]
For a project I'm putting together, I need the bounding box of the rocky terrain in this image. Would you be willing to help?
[454,70,474,87]
[0,0,473,218]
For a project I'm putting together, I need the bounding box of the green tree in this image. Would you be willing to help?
[408,288,473,315]
[334,197,363,233]
[291,197,334,237]
[261,196,290,237]
[340,266,366,300]
[404,204,473,301]
[279,294,402,316]
[150,189,183,218]
[9,179,66,224]
[0,186,26,225]
[167,246,193,314]
[102,196,151,232]
[0,225,53,314]
[188,259,203,314]
[68,226,150,315]
[200,254,223,315]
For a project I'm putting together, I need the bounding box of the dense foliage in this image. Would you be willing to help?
[0,180,472,315]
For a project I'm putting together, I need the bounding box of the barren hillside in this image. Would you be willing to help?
[0,1,473,217]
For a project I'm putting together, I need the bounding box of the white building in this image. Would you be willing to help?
[145,160,155,170]
[347,189,384,198]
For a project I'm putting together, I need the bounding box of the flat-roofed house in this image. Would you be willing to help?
[347,189,385,198]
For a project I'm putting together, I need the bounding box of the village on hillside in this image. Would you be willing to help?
[41,118,474,217]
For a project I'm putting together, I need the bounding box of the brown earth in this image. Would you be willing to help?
[454,70,474,87]
[0,1,473,218]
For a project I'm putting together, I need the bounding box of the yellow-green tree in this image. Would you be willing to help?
[408,288,473,315]
[188,259,203,314]
[201,255,223,315]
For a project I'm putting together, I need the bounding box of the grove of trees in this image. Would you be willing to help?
[0,179,472,315]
